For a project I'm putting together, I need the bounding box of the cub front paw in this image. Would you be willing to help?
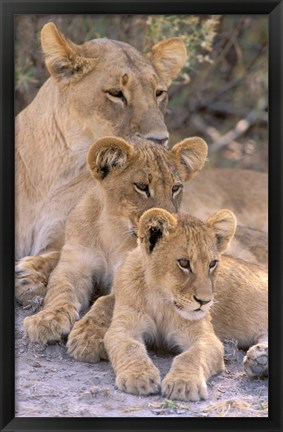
[67,318,108,362]
[116,366,161,396]
[15,258,47,306]
[24,306,79,344]
[243,342,268,377]
[162,373,208,401]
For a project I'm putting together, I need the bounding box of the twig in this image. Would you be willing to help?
[195,43,267,110]
[209,108,268,152]
[191,114,221,142]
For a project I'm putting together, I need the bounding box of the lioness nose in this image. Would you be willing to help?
[193,295,211,306]
[144,134,169,146]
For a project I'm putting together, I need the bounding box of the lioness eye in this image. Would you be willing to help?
[209,260,218,270]
[156,90,166,98]
[172,184,183,196]
[106,90,127,105]
[134,183,150,197]
[178,258,191,272]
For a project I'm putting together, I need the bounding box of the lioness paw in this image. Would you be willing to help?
[243,342,268,378]
[15,258,48,307]
[116,366,161,396]
[24,306,79,344]
[67,318,108,362]
[162,374,208,401]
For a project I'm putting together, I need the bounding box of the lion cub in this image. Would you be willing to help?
[24,136,208,345]
[104,208,239,401]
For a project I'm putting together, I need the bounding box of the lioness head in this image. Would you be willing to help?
[138,208,237,320]
[87,136,207,232]
[41,23,187,145]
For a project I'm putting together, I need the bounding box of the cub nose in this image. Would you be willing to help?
[193,295,211,306]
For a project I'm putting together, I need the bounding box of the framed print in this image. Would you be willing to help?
[0,1,282,431]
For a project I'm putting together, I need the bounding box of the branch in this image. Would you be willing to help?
[209,108,268,152]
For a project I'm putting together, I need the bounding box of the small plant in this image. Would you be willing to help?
[15,58,38,93]
[145,15,220,77]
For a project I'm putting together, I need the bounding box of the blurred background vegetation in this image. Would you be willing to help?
[15,15,268,172]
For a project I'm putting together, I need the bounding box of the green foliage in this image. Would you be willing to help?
[15,58,38,92]
[145,15,220,74]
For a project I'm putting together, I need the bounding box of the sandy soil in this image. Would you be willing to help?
[15,305,268,418]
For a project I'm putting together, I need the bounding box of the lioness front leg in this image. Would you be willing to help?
[67,294,115,362]
[104,311,161,396]
[162,332,224,401]
[24,246,98,344]
[15,250,60,306]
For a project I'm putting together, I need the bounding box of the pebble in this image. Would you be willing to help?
[79,392,93,402]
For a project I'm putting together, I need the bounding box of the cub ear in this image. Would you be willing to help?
[147,38,187,86]
[206,209,237,253]
[87,136,134,181]
[41,22,98,85]
[138,208,177,254]
[171,137,208,181]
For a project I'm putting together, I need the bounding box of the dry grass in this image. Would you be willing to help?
[204,399,268,417]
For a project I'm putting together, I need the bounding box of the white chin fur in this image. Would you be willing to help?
[175,307,207,321]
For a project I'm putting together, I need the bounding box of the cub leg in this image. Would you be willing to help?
[162,325,224,401]
[24,246,99,344]
[104,310,161,396]
[15,250,60,306]
[243,333,268,378]
[67,294,115,362]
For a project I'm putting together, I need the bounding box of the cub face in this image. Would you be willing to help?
[86,136,208,233]
[41,23,187,145]
[138,208,237,320]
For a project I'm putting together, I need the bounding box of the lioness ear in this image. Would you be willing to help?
[138,208,177,254]
[206,209,237,253]
[171,137,208,181]
[87,136,134,181]
[147,38,187,86]
[41,23,98,85]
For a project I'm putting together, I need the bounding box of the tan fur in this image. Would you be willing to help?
[15,251,60,305]
[182,168,268,264]
[104,208,238,400]
[104,208,268,402]
[68,208,268,380]
[23,136,208,344]
[16,22,187,261]
[210,256,268,377]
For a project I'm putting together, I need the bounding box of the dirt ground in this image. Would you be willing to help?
[15,305,268,418]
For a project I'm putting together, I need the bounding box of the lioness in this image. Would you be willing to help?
[104,208,268,401]
[16,22,187,260]
[16,22,268,269]
[23,136,208,343]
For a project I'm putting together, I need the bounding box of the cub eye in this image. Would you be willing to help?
[209,260,218,271]
[156,90,166,98]
[106,89,127,105]
[172,184,183,196]
[177,258,191,272]
[134,183,150,197]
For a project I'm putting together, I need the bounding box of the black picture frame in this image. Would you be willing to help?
[0,1,282,431]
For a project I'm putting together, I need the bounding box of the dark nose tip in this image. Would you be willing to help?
[143,132,169,146]
[193,295,211,306]
[146,137,168,146]
[134,133,169,146]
